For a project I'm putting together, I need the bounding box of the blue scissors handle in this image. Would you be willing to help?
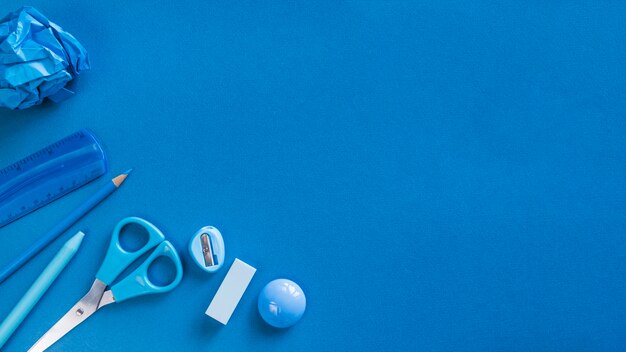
[96,217,165,285]
[110,241,183,302]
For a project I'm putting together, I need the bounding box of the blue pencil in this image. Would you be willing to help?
[0,170,131,285]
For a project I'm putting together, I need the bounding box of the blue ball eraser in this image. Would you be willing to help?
[258,279,306,328]
[188,226,225,273]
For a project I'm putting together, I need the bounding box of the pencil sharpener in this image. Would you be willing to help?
[188,226,225,273]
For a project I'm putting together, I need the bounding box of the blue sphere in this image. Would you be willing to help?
[258,279,306,328]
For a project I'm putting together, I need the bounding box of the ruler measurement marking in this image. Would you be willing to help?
[0,177,88,224]
[0,130,107,228]
[0,131,89,177]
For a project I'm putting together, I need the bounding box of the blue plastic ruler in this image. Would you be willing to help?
[0,129,108,228]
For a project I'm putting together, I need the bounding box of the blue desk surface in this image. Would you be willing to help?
[1,1,625,351]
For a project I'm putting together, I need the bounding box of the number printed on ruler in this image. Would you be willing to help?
[0,129,108,228]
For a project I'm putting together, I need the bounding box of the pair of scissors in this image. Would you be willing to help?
[29,217,184,352]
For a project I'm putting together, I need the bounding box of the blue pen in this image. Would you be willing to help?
[29,217,184,351]
[0,170,131,285]
[0,231,85,349]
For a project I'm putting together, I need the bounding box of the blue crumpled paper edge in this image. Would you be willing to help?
[0,6,90,110]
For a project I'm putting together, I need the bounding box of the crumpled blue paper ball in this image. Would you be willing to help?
[0,6,90,110]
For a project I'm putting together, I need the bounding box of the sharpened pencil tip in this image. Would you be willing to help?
[112,170,131,187]
[124,168,133,175]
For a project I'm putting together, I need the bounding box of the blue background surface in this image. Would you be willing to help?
[1,1,625,351]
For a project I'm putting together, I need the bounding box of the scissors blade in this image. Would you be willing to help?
[29,279,107,352]
[97,290,116,309]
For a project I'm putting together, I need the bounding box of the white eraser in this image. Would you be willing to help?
[205,258,256,325]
